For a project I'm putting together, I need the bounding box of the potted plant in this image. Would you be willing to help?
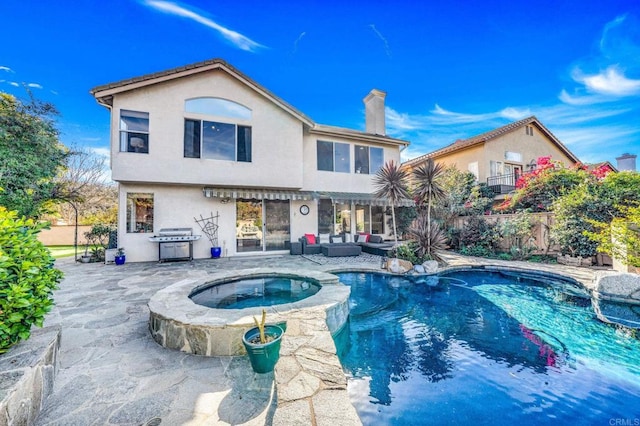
[195,212,221,258]
[80,244,92,263]
[114,248,126,265]
[242,309,284,374]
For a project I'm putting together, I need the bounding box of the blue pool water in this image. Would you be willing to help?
[189,276,320,309]
[334,270,640,425]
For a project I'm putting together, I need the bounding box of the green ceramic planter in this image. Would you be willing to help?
[242,324,283,374]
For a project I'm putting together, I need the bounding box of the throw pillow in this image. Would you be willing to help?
[330,235,342,244]
[319,233,331,244]
[304,233,316,244]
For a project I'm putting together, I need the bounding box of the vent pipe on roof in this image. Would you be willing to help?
[364,89,386,136]
[616,153,637,171]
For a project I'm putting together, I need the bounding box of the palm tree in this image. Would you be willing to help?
[412,158,445,258]
[373,160,411,245]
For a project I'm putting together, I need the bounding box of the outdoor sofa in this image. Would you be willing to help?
[299,234,360,256]
[298,233,393,257]
[354,234,395,256]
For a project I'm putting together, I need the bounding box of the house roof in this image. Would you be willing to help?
[90,58,409,147]
[586,161,617,173]
[402,116,580,167]
[90,58,315,126]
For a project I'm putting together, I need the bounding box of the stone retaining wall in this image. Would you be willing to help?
[0,310,61,426]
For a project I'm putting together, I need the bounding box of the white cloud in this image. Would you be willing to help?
[9,82,19,87]
[292,32,306,54]
[27,83,42,89]
[143,0,264,52]
[0,66,13,73]
[573,66,640,96]
[369,24,391,58]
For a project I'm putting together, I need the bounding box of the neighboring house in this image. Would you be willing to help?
[91,58,410,262]
[403,116,581,198]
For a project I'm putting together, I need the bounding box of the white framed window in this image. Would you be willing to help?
[355,145,384,174]
[317,140,350,173]
[126,193,153,233]
[468,162,479,181]
[119,110,149,153]
[184,119,251,162]
[505,151,522,162]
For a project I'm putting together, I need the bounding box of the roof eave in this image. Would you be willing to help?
[310,125,410,147]
[89,59,314,126]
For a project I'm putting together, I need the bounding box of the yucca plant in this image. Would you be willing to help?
[373,160,411,245]
[408,211,448,262]
[412,158,445,258]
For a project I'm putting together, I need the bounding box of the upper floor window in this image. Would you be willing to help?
[354,145,384,174]
[525,125,534,136]
[119,110,149,153]
[317,140,350,173]
[184,120,252,162]
[126,193,153,233]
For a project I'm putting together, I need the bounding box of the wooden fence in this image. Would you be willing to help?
[453,212,560,254]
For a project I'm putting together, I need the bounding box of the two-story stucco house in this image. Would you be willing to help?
[403,116,581,198]
[91,58,410,262]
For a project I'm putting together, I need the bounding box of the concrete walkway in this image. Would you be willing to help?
[33,252,602,425]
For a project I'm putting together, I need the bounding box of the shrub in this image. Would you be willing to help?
[0,207,63,353]
[84,223,115,261]
[390,241,422,265]
[458,215,500,257]
[499,212,537,260]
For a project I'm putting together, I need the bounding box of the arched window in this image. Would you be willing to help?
[185,98,251,120]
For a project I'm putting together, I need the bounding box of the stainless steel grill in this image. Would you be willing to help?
[149,228,201,261]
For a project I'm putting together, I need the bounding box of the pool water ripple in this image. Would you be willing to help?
[335,270,640,425]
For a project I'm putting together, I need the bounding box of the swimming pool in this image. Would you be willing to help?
[334,270,640,425]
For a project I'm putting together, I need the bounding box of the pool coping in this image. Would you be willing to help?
[148,268,351,357]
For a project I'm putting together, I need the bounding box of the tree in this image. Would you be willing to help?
[412,159,446,259]
[46,146,117,225]
[498,157,588,213]
[551,171,640,257]
[0,92,68,218]
[373,160,411,245]
[586,203,640,268]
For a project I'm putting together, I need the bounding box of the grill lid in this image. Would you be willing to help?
[158,228,193,236]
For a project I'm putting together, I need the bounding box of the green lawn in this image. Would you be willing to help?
[47,245,80,259]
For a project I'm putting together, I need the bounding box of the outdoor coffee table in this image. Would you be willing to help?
[321,243,362,257]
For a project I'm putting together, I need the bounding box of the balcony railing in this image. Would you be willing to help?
[487,173,518,195]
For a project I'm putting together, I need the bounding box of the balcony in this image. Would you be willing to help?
[487,173,518,195]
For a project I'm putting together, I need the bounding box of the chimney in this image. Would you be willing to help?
[616,153,637,171]
[364,89,386,136]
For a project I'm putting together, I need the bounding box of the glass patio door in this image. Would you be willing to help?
[236,199,263,253]
[264,200,290,251]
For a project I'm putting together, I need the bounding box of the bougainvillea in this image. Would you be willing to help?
[498,157,588,213]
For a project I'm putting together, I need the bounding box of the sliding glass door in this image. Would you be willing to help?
[264,200,290,251]
[236,199,290,253]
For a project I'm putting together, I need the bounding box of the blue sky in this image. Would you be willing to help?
[2,0,639,168]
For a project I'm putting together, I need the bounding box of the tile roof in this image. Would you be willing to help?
[90,58,409,147]
[403,116,580,167]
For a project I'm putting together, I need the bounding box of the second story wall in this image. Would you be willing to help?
[109,69,305,189]
[301,132,402,193]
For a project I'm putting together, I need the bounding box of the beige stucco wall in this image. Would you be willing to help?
[432,144,485,178]
[432,125,577,183]
[301,134,401,193]
[105,68,405,261]
[110,69,305,189]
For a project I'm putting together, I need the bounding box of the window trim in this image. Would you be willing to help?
[119,110,149,153]
[184,118,252,162]
[317,140,350,173]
